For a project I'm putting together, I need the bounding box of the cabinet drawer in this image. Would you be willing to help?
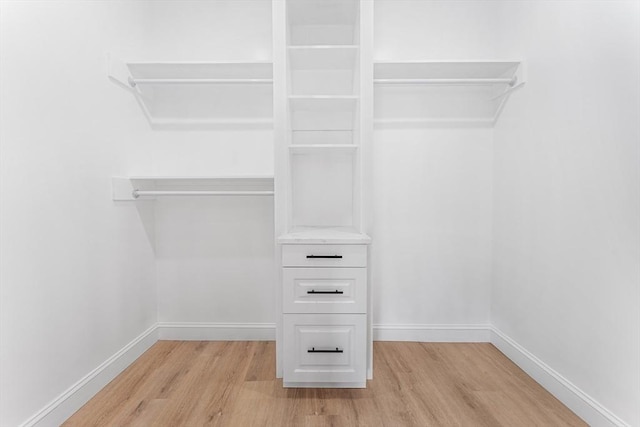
[282,244,367,268]
[283,268,366,314]
[283,314,366,386]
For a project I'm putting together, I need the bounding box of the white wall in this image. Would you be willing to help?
[134,2,276,327]
[372,1,499,329]
[492,2,640,426]
[0,2,157,426]
[372,129,493,326]
[142,0,272,63]
[1,1,276,425]
[374,0,500,61]
[156,197,274,324]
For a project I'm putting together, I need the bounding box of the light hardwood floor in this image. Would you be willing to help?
[63,341,586,426]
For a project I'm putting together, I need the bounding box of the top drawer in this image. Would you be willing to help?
[282,244,367,268]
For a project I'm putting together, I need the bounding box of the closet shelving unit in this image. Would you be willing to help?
[280,0,368,242]
[111,176,274,201]
[108,58,274,128]
[108,57,276,201]
[374,60,525,127]
[285,0,363,157]
[274,0,373,389]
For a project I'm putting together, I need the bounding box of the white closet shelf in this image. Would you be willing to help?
[288,45,358,49]
[107,56,274,128]
[278,227,371,244]
[373,60,525,126]
[289,144,358,153]
[374,61,521,80]
[289,96,358,111]
[289,95,359,100]
[115,60,273,81]
[289,95,359,106]
[112,176,274,201]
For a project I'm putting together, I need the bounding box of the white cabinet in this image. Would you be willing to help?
[281,244,368,387]
[275,0,373,388]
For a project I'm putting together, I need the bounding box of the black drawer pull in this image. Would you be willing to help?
[308,347,343,353]
[307,290,344,294]
[306,255,343,259]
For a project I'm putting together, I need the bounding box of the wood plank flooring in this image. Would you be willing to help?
[63,341,586,426]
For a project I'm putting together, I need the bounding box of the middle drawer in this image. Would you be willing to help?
[283,268,367,314]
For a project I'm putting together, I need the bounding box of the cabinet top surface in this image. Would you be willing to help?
[279,227,371,244]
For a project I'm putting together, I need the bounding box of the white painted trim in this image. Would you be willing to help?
[21,324,158,427]
[490,327,629,427]
[373,323,492,342]
[157,322,276,341]
[284,381,366,388]
[19,322,627,427]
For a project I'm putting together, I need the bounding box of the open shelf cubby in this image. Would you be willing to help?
[287,0,360,46]
[289,45,359,96]
[289,97,359,131]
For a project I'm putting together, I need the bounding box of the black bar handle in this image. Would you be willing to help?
[307,290,344,294]
[306,255,343,259]
[308,347,343,353]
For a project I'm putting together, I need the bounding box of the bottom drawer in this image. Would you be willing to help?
[283,314,366,387]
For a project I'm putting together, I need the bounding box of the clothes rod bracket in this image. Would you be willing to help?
[491,81,526,101]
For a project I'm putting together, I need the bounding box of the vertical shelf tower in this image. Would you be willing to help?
[273,0,374,388]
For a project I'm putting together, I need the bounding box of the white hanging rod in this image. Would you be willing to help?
[374,77,517,86]
[132,190,274,198]
[128,77,273,87]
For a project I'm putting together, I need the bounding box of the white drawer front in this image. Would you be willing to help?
[283,268,367,314]
[283,314,366,385]
[282,244,367,267]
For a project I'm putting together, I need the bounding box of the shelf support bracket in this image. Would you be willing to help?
[491,81,526,102]
[107,53,135,91]
[112,177,137,201]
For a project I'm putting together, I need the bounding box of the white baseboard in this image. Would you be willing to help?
[21,324,158,427]
[490,327,629,427]
[19,322,627,427]
[157,322,276,341]
[373,323,492,342]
